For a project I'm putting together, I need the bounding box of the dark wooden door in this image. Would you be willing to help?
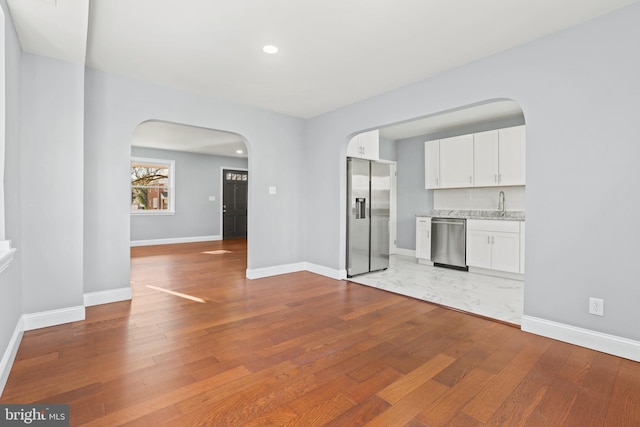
[223,169,248,239]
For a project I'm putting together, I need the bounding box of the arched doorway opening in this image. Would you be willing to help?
[344,99,526,325]
[130,120,248,242]
[129,119,250,265]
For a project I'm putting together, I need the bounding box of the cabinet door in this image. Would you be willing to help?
[498,125,525,185]
[359,129,379,161]
[425,140,440,189]
[520,222,525,274]
[346,134,361,158]
[415,217,431,260]
[474,130,499,187]
[440,134,474,188]
[491,231,520,273]
[466,229,492,269]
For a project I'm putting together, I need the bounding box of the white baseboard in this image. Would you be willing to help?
[521,315,640,362]
[246,262,347,281]
[130,235,221,247]
[304,263,345,280]
[0,317,23,397]
[22,306,85,332]
[246,262,306,279]
[395,248,416,257]
[84,287,132,307]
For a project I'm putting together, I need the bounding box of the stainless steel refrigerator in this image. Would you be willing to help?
[347,158,390,277]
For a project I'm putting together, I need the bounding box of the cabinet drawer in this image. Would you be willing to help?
[467,219,520,233]
[416,217,431,226]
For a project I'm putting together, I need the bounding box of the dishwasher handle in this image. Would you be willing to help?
[432,219,465,226]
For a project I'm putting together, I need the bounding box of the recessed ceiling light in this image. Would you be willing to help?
[262,45,279,54]
[236,150,244,154]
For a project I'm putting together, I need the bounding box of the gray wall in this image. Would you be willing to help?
[84,68,305,294]
[130,147,248,241]
[395,116,526,250]
[0,0,23,371]
[378,136,396,162]
[304,3,640,341]
[395,136,432,250]
[20,53,85,314]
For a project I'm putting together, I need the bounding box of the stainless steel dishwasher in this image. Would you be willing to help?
[431,217,467,270]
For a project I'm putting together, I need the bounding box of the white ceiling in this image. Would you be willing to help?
[7,0,639,119]
[6,0,639,154]
[7,0,88,63]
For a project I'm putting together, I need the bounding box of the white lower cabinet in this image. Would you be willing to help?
[520,222,525,274]
[466,229,493,269]
[415,217,431,260]
[466,220,522,274]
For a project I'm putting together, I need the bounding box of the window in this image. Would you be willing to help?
[225,171,248,181]
[0,5,14,276]
[131,157,175,214]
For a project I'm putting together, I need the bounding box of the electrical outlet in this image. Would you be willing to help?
[589,297,604,316]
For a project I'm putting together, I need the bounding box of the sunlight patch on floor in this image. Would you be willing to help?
[146,285,206,303]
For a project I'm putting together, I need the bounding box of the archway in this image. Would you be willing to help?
[129,119,249,251]
[345,99,526,324]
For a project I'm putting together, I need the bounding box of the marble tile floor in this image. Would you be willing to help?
[346,254,524,325]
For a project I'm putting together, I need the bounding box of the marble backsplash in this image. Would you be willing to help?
[433,186,525,211]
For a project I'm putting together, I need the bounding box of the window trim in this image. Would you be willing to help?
[130,156,176,215]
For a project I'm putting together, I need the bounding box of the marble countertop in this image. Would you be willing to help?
[416,209,525,221]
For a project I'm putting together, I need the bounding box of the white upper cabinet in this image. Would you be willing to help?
[426,125,526,189]
[347,129,379,161]
[498,125,526,186]
[439,134,474,188]
[473,130,500,186]
[425,140,440,189]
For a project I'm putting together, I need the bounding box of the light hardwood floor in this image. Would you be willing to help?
[1,239,639,426]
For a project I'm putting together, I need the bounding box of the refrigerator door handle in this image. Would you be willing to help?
[355,198,366,219]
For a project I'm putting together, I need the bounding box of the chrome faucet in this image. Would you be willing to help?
[498,191,505,216]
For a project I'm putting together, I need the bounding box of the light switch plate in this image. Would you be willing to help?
[208,196,215,201]
[268,186,277,195]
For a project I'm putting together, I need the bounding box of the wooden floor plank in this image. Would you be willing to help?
[417,367,495,425]
[377,353,456,404]
[0,239,638,426]
[462,341,551,423]
[605,363,640,426]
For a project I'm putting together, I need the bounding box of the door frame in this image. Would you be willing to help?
[220,166,249,240]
